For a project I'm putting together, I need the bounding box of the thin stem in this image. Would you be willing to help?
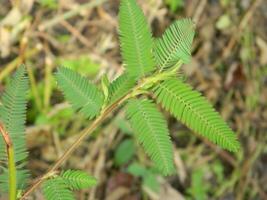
[20,93,131,200]
[0,124,17,200]
[8,146,17,200]
[20,69,178,199]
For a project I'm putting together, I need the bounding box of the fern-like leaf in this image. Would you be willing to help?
[0,169,29,192]
[119,0,155,78]
[55,67,104,119]
[153,18,195,69]
[42,177,74,200]
[153,78,240,152]
[126,99,175,175]
[0,66,29,191]
[108,73,136,104]
[61,170,97,190]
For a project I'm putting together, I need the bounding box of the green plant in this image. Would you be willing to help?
[0,67,97,200]
[0,0,240,199]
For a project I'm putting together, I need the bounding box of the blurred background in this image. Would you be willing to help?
[0,0,267,199]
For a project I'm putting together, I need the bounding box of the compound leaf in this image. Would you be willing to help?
[153,78,240,152]
[0,66,29,191]
[61,170,97,190]
[55,67,104,119]
[119,0,155,78]
[126,99,175,175]
[42,177,74,200]
[153,18,195,69]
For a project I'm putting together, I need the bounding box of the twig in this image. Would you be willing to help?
[38,0,108,31]
[20,68,177,199]
[20,93,129,199]
[0,123,17,200]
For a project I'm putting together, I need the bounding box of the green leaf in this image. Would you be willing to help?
[126,99,175,175]
[55,67,104,119]
[108,73,136,104]
[0,169,29,192]
[153,18,195,69]
[127,162,147,177]
[153,78,240,152]
[114,139,135,166]
[42,177,74,200]
[61,170,97,190]
[0,66,29,191]
[119,0,155,78]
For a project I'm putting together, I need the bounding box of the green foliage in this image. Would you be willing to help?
[108,73,136,104]
[119,0,155,78]
[42,177,74,200]
[153,78,240,152]
[114,139,135,166]
[61,170,97,190]
[0,0,242,198]
[153,18,195,69]
[0,169,29,192]
[42,170,97,200]
[126,99,175,175]
[55,67,104,119]
[0,66,29,191]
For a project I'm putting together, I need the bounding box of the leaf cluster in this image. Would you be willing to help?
[0,1,241,199]
[42,170,97,200]
[55,0,240,176]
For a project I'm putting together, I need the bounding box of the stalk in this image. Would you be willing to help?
[0,124,17,200]
[20,68,178,199]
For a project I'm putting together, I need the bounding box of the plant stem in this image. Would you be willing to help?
[8,145,17,200]
[20,69,177,199]
[20,93,131,199]
[0,124,17,200]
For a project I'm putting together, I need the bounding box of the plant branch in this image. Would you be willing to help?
[0,123,17,200]
[20,69,177,199]
[20,92,131,199]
